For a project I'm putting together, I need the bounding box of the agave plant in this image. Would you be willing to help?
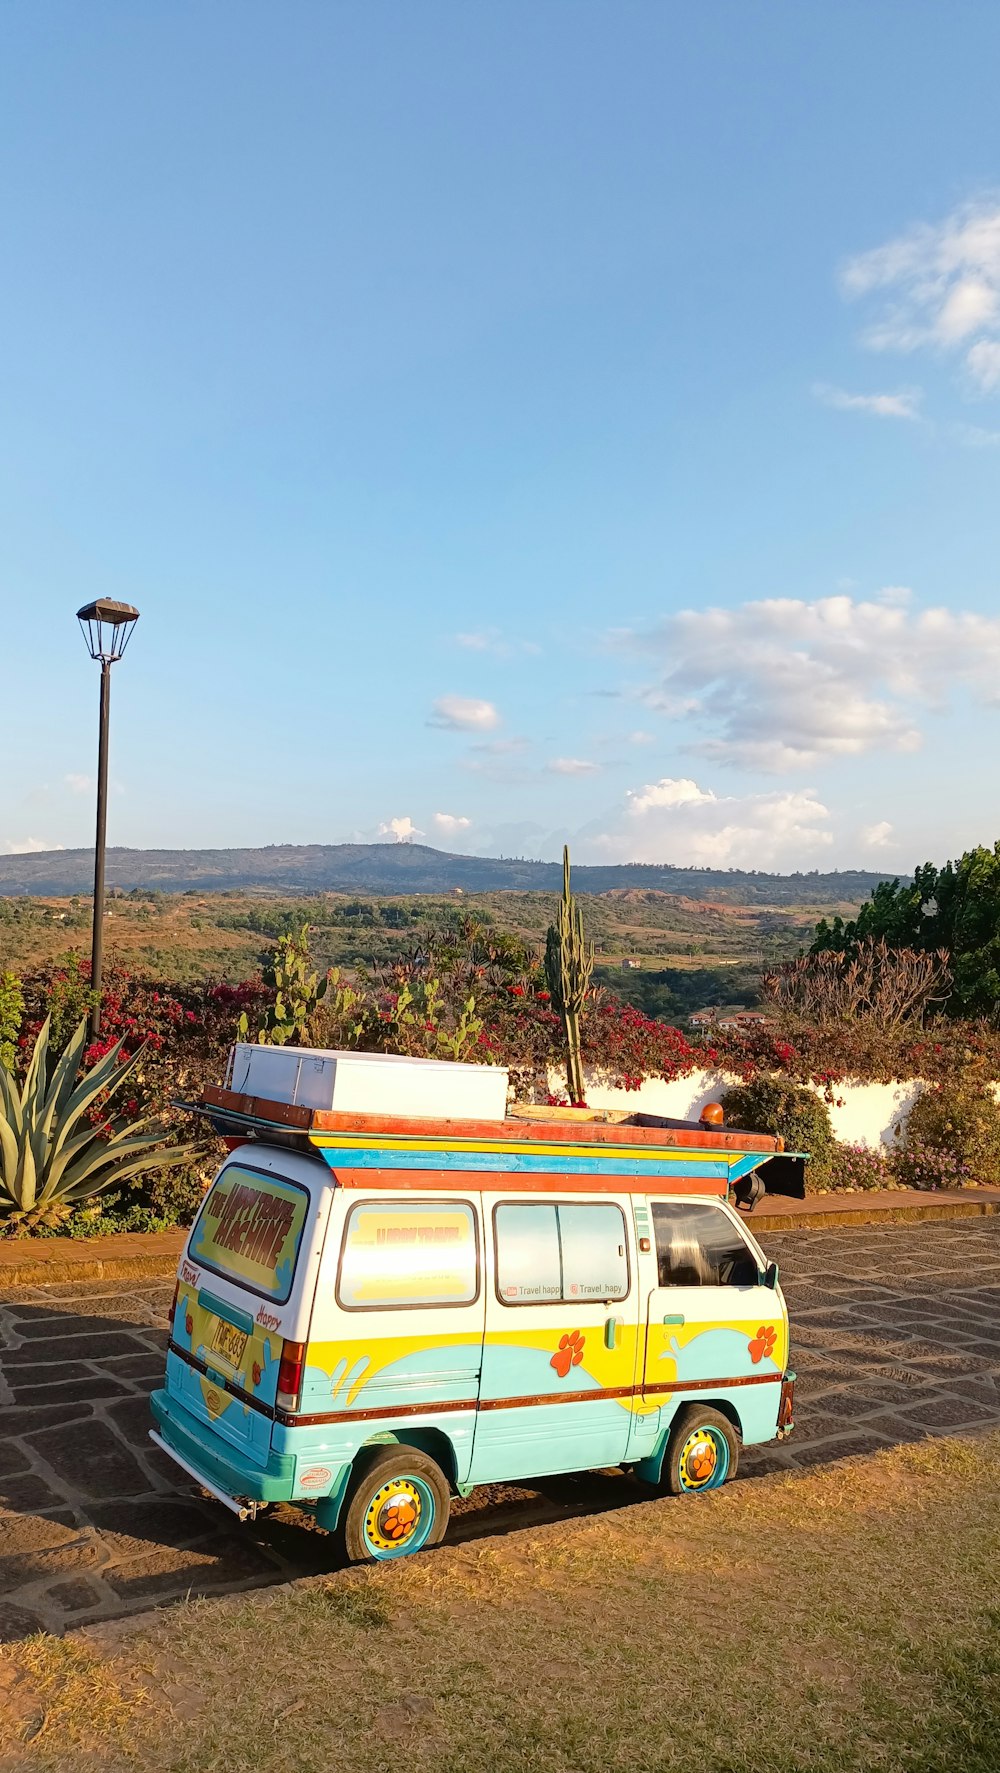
[0,1016,193,1232]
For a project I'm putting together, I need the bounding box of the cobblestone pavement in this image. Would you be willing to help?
[2,1219,999,1641]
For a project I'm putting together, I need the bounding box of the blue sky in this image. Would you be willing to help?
[3,1,1000,873]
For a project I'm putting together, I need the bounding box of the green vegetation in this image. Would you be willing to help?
[596,960,764,1019]
[0,1016,192,1232]
[813,843,1000,1019]
[544,847,595,1103]
[3,1432,999,1772]
[0,883,837,1014]
[0,969,23,1069]
[896,1079,1000,1190]
[237,924,330,1046]
[720,1075,837,1187]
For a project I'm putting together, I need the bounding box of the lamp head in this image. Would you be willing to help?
[76,599,140,663]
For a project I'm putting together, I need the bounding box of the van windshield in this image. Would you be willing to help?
[188,1164,309,1304]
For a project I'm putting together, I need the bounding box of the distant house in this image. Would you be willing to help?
[620,958,640,970]
[716,1010,771,1031]
[689,1008,717,1027]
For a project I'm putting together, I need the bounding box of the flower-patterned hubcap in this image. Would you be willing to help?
[678,1428,726,1491]
[365,1480,423,1552]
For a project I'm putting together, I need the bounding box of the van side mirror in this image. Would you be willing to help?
[762,1260,779,1290]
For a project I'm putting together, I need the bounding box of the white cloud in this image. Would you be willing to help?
[841,199,1000,391]
[377,816,423,843]
[952,420,1000,447]
[587,778,832,868]
[428,695,500,732]
[453,629,540,658]
[65,773,94,794]
[547,757,601,776]
[620,590,1000,771]
[432,812,472,835]
[627,730,655,745]
[2,837,65,854]
[468,737,527,756]
[812,383,921,420]
[966,339,1000,391]
[861,820,895,850]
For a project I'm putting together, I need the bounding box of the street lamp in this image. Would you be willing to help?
[77,600,140,1037]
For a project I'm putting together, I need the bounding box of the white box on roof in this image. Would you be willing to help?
[226,1043,510,1122]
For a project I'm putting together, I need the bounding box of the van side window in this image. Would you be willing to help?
[495,1202,629,1304]
[337,1199,479,1310]
[651,1202,759,1288]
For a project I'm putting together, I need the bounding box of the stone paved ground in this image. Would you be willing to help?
[2,1219,999,1642]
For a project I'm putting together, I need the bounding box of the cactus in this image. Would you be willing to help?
[238,925,329,1047]
[544,846,594,1105]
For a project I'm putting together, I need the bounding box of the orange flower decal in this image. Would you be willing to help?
[748,1325,777,1365]
[550,1330,586,1378]
[184,1312,193,1337]
[252,1361,263,1387]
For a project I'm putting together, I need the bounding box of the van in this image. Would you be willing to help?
[150,1057,797,1563]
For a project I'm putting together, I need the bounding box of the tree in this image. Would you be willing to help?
[811,844,1000,1019]
[763,939,952,1028]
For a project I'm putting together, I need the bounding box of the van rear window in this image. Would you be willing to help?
[188,1165,309,1304]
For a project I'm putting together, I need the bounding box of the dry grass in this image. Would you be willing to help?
[3,1433,1000,1773]
[0,1634,161,1770]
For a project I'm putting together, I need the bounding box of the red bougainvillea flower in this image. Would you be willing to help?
[536,990,551,1002]
[748,1325,777,1364]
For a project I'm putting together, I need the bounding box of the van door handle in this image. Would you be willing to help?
[604,1315,624,1350]
[662,1313,685,1326]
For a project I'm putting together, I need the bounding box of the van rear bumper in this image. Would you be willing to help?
[149,1388,297,1505]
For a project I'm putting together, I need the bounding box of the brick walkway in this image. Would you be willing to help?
[2,1218,999,1641]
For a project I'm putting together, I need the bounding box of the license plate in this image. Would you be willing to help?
[210,1317,248,1371]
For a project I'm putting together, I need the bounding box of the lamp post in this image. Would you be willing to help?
[76,600,140,1037]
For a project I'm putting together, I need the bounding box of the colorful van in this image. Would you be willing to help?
[150,1062,797,1562]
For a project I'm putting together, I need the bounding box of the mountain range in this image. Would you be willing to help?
[0,843,893,907]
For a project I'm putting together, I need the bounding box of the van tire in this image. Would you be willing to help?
[662,1405,739,1496]
[339,1445,452,1564]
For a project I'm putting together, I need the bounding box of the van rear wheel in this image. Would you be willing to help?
[339,1446,451,1563]
[663,1405,739,1496]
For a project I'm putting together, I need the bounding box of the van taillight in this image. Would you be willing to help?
[777,1371,796,1435]
[276,1341,305,1413]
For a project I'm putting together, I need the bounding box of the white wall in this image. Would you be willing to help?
[554,1068,934,1150]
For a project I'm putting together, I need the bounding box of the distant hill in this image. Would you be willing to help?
[0,842,893,907]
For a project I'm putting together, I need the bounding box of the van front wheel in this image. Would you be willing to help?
[663,1406,739,1496]
[339,1446,451,1563]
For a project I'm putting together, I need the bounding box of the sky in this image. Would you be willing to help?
[3,1,1000,875]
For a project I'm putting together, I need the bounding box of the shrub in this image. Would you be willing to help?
[896,1081,1000,1188]
[0,972,22,1071]
[891,1136,972,1193]
[720,1077,835,1188]
[0,1016,195,1234]
[828,1141,895,1193]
